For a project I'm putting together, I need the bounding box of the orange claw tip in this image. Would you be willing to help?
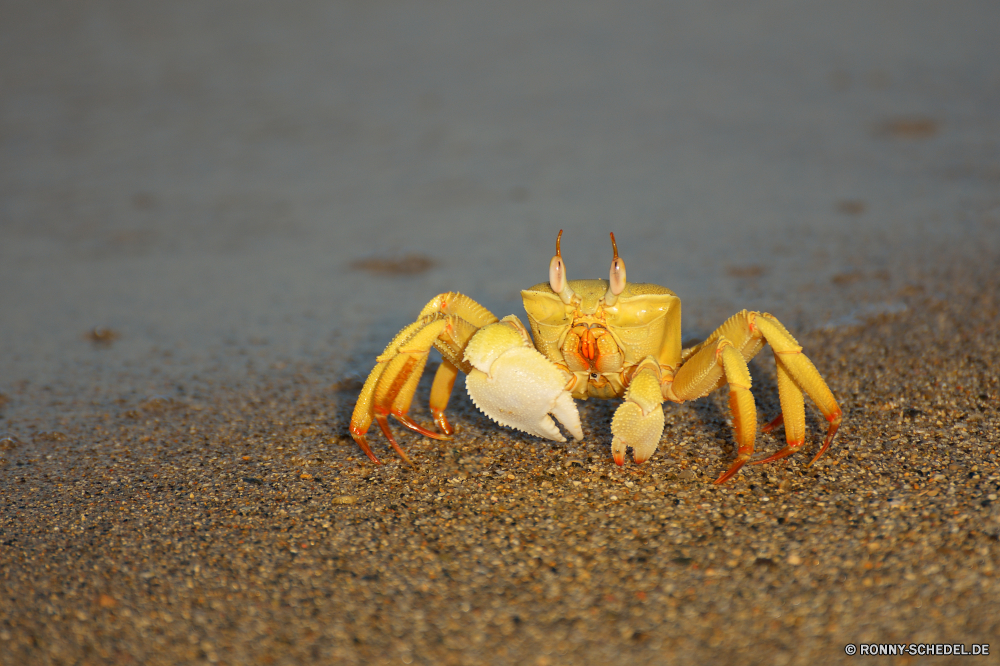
[394,448,417,468]
[714,458,749,484]
[351,435,383,465]
[713,470,735,485]
[761,413,784,434]
[431,409,454,436]
[613,452,625,466]
[395,413,452,441]
[808,422,841,465]
[751,442,803,465]
[808,436,839,465]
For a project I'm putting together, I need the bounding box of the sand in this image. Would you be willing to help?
[2,262,999,665]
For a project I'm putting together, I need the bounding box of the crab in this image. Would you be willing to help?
[350,231,842,484]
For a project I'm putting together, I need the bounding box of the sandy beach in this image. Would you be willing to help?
[2,261,999,665]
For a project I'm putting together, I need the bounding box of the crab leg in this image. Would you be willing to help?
[351,319,429,463]
[750,313,842,465]
[673,335,757,483]
[754,358,804,461]
[353,318,450,465]
[672,310,841,483]
[429,359,461,435]
[350,292,499,464]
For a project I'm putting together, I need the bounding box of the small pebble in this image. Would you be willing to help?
[331,495,358,505]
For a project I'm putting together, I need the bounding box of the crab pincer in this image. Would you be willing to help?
[464,316,583,443]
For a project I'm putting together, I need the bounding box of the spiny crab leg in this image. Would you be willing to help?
[358,317,452,466]
[715,343,757,484]
[429,359,460,436]
[350,292,499,465]
[672,309,842,483]
[755,413,842,465]
[351,319,427,464]
[750,313,842,467]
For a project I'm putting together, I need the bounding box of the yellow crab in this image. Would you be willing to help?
[350,231,842,483]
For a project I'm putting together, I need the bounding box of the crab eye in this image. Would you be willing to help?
[549,253,566,294]
[609,255,626,296]
[607,232,627,299]
[549,229,577,304]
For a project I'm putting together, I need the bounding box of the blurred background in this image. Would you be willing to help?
[2,0,999,396]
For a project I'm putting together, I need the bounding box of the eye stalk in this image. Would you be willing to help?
[604,232,627,305]
[549,229,578,305]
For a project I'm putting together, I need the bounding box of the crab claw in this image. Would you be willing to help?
[610,362,664,465]
[464,316,583,443]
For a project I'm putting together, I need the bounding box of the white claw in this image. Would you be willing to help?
[465,319,583,443]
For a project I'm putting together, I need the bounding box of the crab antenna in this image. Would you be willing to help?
[549,230,577,305]
[604,232,627,305]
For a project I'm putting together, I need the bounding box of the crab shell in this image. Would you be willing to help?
[520,279,681,402]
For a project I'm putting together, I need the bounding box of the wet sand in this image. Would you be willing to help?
[2,260,998,665]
